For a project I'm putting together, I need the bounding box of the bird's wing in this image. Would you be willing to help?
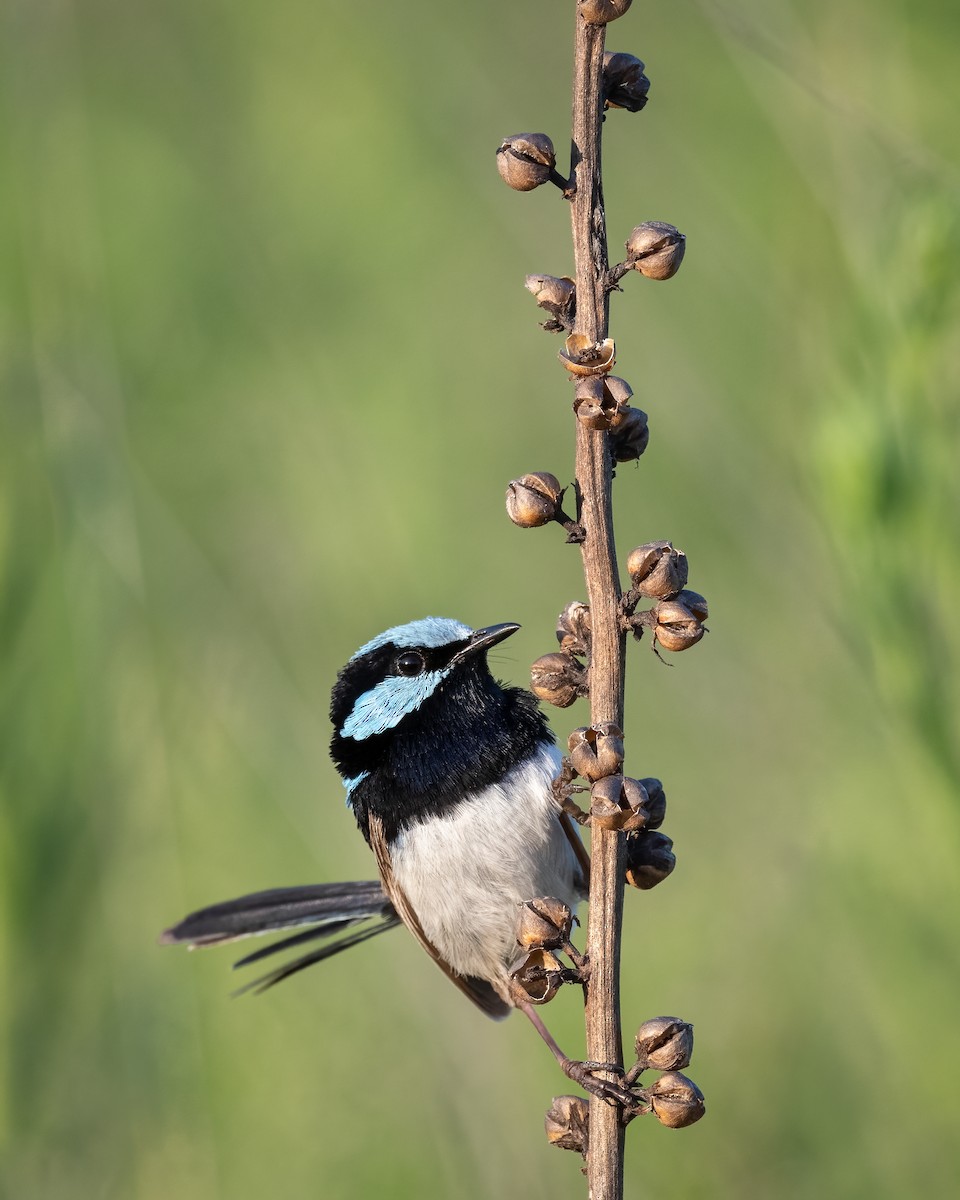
[558,809,592,893]
[367,812,511,1020]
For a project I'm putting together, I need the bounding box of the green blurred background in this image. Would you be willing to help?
[2,0,959,1196]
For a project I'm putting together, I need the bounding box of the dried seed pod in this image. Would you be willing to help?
[579,0,632,24]
[592,723,626,777]
[512,948,563,1005]
[544,1095,589,1155]
[626,541,689,600]
[517,897,574,951]
[530,652,586,708]
[556,601,592,656]
[496,133,557,192]
[573,376,633,431]
[566,727,589,756]
[573,376,609,430]
[589,784,629,831]
[573,379,612,432]
[675,589,708,622]
[652,598,704,652]
[559,333,616,377]
[653,622,702,653]
[506,472,563,529]
[647,1071,705,1128]
[591,776,658,832]
[567,724,624,782]
[635,1017,694,1073]
[637,777,666,829]
[603,52,651,112]
[611,406,649,461]
[625,221,686,280]
[603,375,633,412]
[624,829,676,889]
[525,274,576,323]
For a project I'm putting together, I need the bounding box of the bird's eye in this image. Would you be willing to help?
[395,651,425,677]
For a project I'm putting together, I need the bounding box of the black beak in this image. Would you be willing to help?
[449,622,521,665]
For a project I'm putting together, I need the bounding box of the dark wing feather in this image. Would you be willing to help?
[367,813,511,1021]
[558,810,591,893]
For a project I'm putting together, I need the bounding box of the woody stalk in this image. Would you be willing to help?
[500,3,709,1197]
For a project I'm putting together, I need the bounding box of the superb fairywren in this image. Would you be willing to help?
[164,618,626,1100]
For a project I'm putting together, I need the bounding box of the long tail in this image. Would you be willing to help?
[160,881,400,994]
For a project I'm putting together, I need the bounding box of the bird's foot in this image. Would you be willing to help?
[519,1001,644,1115]
[551,765,591,825]
[561,1057,639,1111]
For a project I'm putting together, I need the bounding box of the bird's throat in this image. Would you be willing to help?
[342,669,552,844]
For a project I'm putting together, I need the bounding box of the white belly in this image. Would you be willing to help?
[389,743,584,986]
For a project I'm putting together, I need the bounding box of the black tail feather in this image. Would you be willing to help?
[160,881,392,948]
[162,880,399,995]
[231,916,402,996]
[232,920,363,969]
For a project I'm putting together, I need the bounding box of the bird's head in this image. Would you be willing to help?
[331,617,519,745]
[329,617,551,819]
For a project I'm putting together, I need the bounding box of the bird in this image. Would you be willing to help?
[162,617,625,1101]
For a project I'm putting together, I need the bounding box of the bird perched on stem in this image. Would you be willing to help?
[162,617,628,1103]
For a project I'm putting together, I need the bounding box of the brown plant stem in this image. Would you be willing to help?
[568,12,628,1200]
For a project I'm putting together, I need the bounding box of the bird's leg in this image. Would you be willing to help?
[518,1001,639,1111]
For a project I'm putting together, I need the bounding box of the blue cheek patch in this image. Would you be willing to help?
[342,772,369,807]
[341,671,448,741]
